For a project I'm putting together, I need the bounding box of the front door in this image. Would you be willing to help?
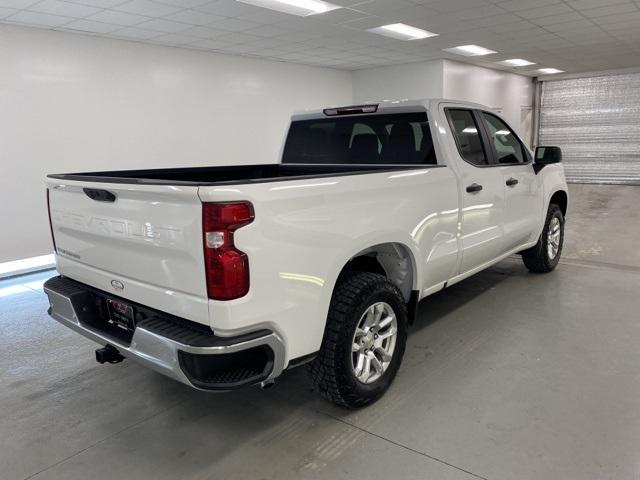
[478,111,542,252]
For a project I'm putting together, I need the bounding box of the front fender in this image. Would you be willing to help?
[536,164,569,238]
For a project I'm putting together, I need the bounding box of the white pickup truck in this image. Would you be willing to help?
[44,99,568,408]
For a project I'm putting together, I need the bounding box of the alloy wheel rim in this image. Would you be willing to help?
[547,216,561,260]
[351,301,398,384]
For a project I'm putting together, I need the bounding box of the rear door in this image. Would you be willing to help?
[478,111,542,251]
[444,107,506,274]
[46,179,209,324]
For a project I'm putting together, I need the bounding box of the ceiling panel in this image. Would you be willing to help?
[64,17,119,31]
[1,0,640,74]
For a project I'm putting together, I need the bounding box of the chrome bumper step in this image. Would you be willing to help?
[44,276,285,390]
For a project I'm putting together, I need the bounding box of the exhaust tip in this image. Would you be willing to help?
[260,379,275,390]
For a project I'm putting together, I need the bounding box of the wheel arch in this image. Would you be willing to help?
[337,242,420,324]
[549,189,568,217]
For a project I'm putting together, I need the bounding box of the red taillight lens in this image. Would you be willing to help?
[202,202,254,300]
[46,189,57,252]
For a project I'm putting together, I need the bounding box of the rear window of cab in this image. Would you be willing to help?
[282,113,437,166]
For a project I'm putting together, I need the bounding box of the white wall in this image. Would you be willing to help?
[351,60,444,104]
[352,58,534,140]
[0,25,352,263]
[442,60,534,140]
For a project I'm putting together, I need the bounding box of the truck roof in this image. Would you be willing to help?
[291,98,491,121]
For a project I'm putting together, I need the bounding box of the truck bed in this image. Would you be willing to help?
[48,163,431,186]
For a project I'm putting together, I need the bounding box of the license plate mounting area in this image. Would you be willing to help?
[106,299,135,331]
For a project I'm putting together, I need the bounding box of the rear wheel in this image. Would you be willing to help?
[308,272,408,408]
[522,203,564,273]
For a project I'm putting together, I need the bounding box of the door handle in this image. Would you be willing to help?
[83,188,116,202]
[506,178,519,187]
[466,183,483,193]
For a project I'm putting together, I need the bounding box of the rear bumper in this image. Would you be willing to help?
[43,276,285,390]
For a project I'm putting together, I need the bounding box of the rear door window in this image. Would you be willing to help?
[446,109,488,166]
[282,112,437,165]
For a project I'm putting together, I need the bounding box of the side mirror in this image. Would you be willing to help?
[535,146,562,164]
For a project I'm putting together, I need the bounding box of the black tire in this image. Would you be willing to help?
[308,272,408,408]
[522,203,564,273]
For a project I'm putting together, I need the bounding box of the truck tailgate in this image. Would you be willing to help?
[46,179,209,325]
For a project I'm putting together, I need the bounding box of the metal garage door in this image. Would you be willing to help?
[539,72,640,185]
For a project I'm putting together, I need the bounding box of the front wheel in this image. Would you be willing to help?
[308,272,408,408]
[522,203,564,273]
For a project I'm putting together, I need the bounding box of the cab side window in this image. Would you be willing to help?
[481,112,526,165]
[446,109,488,166]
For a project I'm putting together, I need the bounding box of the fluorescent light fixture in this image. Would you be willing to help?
[236,0,340,16]
[499,58,536,67]
[538,68,564,74]
[443,44,497,56]
[368,23,438,41]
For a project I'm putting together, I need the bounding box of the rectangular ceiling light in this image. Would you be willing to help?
[368,23,438,41]
[236,0,340,16]
[498,58,536,67]
[443,44,497,56]
[538,68,564,74]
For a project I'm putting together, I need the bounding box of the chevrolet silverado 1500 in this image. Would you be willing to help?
[44,99,568,408]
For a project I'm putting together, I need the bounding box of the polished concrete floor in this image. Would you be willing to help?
[1,184,639,480]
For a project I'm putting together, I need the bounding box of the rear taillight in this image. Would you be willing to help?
[202,202,254,300]
[46,189,57,252]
